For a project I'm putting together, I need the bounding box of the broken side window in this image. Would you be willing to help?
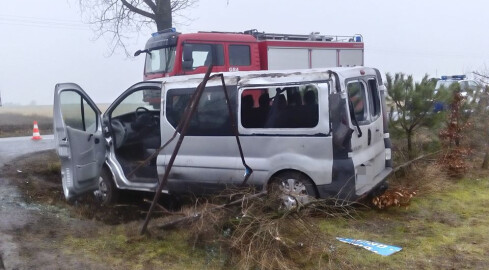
[367,78,381,118]
[166,85,236,136]
[240,84,319,129]
[347,81,368,123]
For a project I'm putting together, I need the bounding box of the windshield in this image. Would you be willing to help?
[435,80,457,90]
[145,46,176,74]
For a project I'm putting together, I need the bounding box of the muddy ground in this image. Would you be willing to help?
[0,150,194,270]
[0,151,110,269]
[2,150,489,269]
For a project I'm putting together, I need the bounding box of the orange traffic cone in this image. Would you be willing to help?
[32,121,42,140]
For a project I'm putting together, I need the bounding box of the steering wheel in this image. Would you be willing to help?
[135,106,150,117]
[132,106,157,131]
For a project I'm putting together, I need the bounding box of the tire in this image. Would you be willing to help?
[95,168,119,206]
[269,171,318,210]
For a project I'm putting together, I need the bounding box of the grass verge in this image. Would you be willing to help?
[4,151,489,269]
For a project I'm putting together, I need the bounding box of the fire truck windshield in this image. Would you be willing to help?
[145,46,176,74]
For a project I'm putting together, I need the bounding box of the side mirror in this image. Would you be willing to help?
[134,49,151,57]
[182,44,193,70]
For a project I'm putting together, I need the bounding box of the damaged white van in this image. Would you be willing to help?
[53,67,392,206]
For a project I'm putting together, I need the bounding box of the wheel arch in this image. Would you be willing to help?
[102,162,117,187]
[267,169,320,198]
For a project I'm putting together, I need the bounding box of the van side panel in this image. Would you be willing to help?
[159,84,243,194]
[238,136,334,188]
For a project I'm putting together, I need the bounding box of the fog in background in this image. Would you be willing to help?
[0,0,487,105]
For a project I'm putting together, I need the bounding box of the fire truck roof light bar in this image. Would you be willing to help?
[440,75,466,80]
[152,28,177,37]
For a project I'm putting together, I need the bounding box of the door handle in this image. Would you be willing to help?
[368,129,372,146]
[88,134,100,144]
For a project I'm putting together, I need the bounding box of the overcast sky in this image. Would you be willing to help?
[0,0,488,105]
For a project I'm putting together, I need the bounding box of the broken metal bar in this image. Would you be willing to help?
[213,73,253,186]
[140,65,214,235]
[156,191,267,230]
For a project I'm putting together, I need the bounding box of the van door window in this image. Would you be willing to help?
[111,89,161,118]
[59,90,98,133]
[240,84,319,128]
[182,43,224,70]
[367,79,381,117]
[229,45,251,66]
[347,81,368,123]
[166,86,236,136]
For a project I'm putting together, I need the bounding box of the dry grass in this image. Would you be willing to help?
[0,113,53,137]
[5,149,489,269]
[0,105,53,117]
[149,188,359,270]
[0,106,53,137]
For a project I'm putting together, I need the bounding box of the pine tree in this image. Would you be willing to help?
[386,73,444,159]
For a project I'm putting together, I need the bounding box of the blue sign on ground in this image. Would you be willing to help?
[336,237,402,256]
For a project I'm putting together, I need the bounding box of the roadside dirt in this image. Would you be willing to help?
[0,150,165,269]
[0,152,109,269]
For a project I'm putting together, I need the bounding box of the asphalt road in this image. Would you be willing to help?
[0,135,54,165]
[0,135,54,270]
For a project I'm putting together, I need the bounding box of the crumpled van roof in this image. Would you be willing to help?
[148,66,379,90]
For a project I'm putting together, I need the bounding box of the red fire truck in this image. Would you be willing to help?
[135,29,364,80]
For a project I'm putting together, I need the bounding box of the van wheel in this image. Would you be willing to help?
[269,171,317,210]
[95,168,119,206]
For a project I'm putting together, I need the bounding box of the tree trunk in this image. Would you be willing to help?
[407,130,413,159]
[482,145,489,169]
[155,0,172,30]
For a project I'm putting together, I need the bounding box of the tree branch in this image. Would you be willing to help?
[121,0,156,19]
[143,0,158,13]
[473,71,489,80]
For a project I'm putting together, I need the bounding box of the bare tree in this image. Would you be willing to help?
[79,0,197,55]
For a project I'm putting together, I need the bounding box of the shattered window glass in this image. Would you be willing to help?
[347,81,367,122]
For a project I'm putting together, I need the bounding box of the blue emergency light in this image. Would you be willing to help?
[152,28,177,37]
[440,75,466,81]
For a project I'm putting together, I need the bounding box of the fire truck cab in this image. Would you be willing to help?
[137,28,364,80]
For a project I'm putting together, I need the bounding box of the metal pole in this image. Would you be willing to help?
[215,74,253,185]
[140,65,214,235]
